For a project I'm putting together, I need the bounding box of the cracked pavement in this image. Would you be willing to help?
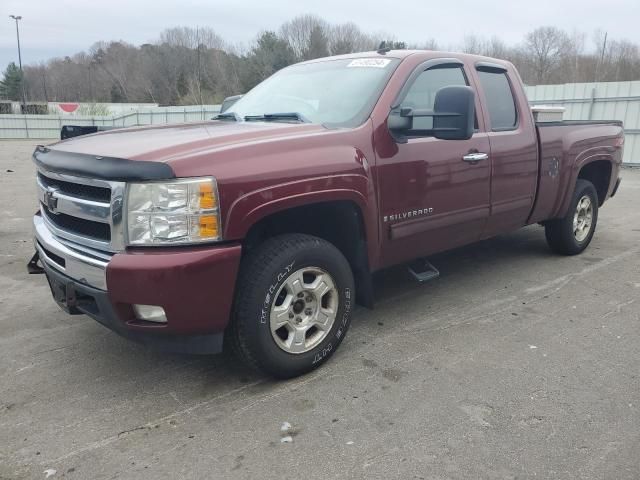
[1,140,639,479]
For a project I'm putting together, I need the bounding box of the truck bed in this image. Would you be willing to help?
[528,120,624,224]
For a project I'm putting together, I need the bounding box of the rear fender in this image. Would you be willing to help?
[556,148,615,218]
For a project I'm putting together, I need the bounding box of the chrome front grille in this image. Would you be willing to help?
[36,169,125,253]
[37,172,111,202]
[41,208,111,241]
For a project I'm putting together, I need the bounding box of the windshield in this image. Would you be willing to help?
[226,58,400,128]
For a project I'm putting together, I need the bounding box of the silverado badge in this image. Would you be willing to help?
[384,207,434,223]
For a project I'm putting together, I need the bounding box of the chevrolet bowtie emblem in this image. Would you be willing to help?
[44,186,60,214]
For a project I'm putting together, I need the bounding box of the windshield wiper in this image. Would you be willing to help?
[244,112,310,123]
[214,112,241,121]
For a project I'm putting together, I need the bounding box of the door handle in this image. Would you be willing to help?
[462,152,489,163]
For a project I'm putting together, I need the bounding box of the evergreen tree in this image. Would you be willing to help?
[379,40,407,50]
[176,71,189,98]
[109,84,126,102]
[242,31,296,90]
[302,25,330,60]
[0,62,23,101]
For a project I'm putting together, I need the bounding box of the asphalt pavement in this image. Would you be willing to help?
[1,140,639,479]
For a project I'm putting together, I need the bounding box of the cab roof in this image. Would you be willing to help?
[299,49,513,70]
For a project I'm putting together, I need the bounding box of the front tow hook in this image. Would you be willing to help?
[27,251,45,275]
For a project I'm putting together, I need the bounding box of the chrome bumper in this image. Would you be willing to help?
[33,214,110,290]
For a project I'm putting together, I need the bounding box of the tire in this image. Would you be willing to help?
[545,179,599,255]
[229,234,355,378]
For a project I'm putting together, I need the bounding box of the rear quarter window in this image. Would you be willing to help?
[477,70,517,130]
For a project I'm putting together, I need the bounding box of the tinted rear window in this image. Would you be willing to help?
[477,70,517,130]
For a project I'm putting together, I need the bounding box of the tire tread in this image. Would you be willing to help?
[229,234,350,376]
[545,179,599,255]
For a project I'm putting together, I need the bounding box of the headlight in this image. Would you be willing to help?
[126,177,221,245]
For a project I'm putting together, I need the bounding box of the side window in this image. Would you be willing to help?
[403,67,468,130]
[476,70,517,130]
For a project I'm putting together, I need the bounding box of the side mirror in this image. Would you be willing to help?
[387,110,412,131]
[387,85,475,142]
[220,94,243,112]
[432,85,475,140]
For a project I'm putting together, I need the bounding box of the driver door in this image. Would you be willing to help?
[375,61,491,267]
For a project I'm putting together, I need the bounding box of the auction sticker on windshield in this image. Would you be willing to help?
[347,58,391,68]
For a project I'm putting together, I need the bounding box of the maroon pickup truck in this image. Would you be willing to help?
[30,50,624,378]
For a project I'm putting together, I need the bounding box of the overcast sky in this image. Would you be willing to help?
[1,0,638,69]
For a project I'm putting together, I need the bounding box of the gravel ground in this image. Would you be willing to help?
[1,140,639,480]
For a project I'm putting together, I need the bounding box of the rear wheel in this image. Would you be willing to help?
[229,234,354,378]
[545,179,599,255]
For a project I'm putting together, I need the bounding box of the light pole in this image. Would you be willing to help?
[9,15,27,109]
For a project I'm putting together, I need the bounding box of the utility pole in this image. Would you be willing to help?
[9,15,27,109]
[594,31,608,83]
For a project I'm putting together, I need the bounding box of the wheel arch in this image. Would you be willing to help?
[238,198,375,308]
[577,159,612,206]
[557,153,614,217]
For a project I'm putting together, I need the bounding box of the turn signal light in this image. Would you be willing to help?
[199,183,217,209]
[198,215,219,238]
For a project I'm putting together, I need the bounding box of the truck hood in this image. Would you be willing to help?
[51,121,327,163]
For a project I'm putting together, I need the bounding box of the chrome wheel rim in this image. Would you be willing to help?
[269,266,339,354]
[573,195,593,242]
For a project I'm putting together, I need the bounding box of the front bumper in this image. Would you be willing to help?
[34,213,109,289]
[33,214,242,354]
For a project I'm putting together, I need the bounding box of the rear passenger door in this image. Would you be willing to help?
[473,64,538,238]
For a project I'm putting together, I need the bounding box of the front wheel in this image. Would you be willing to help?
[545,179,599,255]
[229,234,354,378]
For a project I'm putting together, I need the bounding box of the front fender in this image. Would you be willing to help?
[224,173,376,247]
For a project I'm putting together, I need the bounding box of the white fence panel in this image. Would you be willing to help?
[3,87,638,164]
[525,81,640,165]
[0,105,221,140]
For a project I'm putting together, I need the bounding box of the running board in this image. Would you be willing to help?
[408,259,440,283]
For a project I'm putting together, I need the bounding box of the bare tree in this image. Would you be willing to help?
[606,39,639,81]
[160,26,224,50]
[523,26,570,83]
[421,38,440,51]
[12,16,640,105]
[328,23,376,55]
[462,35,483,55]
[485,36,509,59]
[564,30,586,82]
[279,14,330,61]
